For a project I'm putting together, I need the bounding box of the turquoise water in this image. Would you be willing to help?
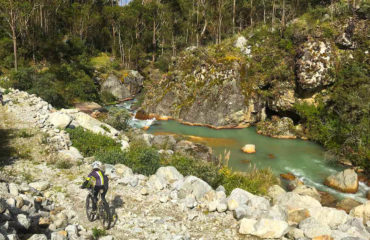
[147,120,369,202]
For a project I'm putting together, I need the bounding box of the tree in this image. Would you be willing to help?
[0,0,35,70]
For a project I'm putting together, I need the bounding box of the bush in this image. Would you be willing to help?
[96,141,160,176]
[95,149,126,165]
[219,166,278,195]
[92,227,106,239]
[100,91,117,105]
[66,127,121,157]
[162,154,223,189]
[124,142,160,176]
[104,107,131,131]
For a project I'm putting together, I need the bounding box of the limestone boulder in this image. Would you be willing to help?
[73,112,119,137]
[174,140,215,162]
[267,185,286,204]
[178,176,212,201]
[29,181,50,191]
[227,188,255,211]
[324,169,359,193]
[152,135,176,150]
[58,147,83,161]
[293,185,321,201]
[276,192,322,211]
[147,175,167,191]
[239,218,289,238]
[48,112,72,129]
[299,217,332,238]
[28,234,48,240]
[241,144,256,154]
[156,167,184,184]
[308,207,349,229]
[349,201,370,224]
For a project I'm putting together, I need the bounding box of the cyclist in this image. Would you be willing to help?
[81,161,109,212]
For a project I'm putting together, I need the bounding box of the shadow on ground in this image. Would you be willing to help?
[0,128,16,168]
[109,195,124,228]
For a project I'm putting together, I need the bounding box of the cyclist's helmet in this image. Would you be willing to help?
[91,161,102,170]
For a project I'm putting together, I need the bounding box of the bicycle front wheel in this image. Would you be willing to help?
[99,202,111,230]
[86,194,95,222]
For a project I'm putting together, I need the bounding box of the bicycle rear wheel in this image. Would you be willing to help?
[85,194,95,222]
[99,201,111,230]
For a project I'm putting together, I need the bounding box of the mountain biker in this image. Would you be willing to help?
[81,161,109,212]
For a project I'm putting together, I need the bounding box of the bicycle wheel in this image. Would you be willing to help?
[85,194,95,222]
[99,201,111,230]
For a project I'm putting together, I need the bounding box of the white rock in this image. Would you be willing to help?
[185,195,197,209]
[29,181,50,191]
[227,188,255,211]
[48,112,72,129]
[27,234,48,240]
[17,214,31,229]
[350,201,370,224]
[147,175,167,190]
[156,166,184,184]
[217,202,228,213]
[267,185,286,204]
[73,112,119,137]
[58,147,83,161]
[299,217,331,238]
[99,236,114,240]
[178,176,212,201]
[65,224,78,237]
[239,218,289,238]
[121,140,130,151]
[241,144,256,153]
[8,183,19,196]
[308,206,349,228]
[275,192,321,211]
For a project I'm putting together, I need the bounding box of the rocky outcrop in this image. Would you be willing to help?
[101,71,143,100]
[324,169,359,193]
[296,38,335,90]
[336,19,357,49]
[256,116,297,139]
[141,49,266,127]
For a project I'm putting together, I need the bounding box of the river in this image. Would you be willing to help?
[115,101,369,202]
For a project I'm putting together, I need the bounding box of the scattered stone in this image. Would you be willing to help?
[28,234,48,240]
[324,169,359,193]
[140,187,149,195]
[156,166,184,184]
[50,231,68,240]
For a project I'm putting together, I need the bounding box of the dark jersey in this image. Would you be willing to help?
[87,169,108,187]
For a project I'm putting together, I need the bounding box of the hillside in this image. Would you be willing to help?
[140,2,370,171]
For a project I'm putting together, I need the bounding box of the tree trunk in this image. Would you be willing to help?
[232,0,236,34]
[152,19,156,62]
[250,0,253,26]
[11,25,17,71]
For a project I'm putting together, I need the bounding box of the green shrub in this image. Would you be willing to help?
[95,149,126,165]
[104,107,131,131]
[96,141,160,176]
[100,91,117,105]
[56,160,73,169]
[162,154,223,189]
[92,227,106,239]
[124,142,160,176]
[66,127,121,157]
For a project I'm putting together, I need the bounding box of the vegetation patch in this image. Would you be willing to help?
[66,127,121,157]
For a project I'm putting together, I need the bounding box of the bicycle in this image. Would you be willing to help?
[85,187,112,230]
